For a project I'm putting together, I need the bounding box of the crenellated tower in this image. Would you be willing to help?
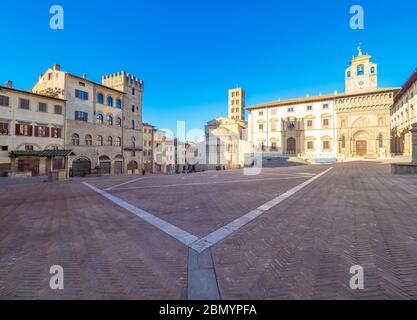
[102,71,145,168]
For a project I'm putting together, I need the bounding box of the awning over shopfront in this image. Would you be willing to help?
[9,150,73,158]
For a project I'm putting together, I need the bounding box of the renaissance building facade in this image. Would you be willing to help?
[32,64,144,175]
[248,49,400,162]
[391,69,417,156]
[0,82,67,177]
[205,88,249,169]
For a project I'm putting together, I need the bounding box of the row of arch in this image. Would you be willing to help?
[97,93,122,108]
[71,133,121,147]
[71,134,137,148]
[346,65,375,78]
[71,155,138,176]
[96,113,122,126]
[392,104,415,127]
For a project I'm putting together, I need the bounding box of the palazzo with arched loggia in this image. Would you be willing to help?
[248,47,400,161]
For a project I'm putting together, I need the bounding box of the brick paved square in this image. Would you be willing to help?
[1,162,417,300]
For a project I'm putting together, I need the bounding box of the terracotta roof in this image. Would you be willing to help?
[0,86,66,102]
[394,69,417,103]
[66,73,125,95]
[247,87,400,111]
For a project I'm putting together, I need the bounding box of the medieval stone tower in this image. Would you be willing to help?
[228,87,245,121]
[345,45,378,93]
[102,71,145,168]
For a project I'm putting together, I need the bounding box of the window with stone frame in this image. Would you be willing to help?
[0,122,9,135]
[35,125,49,137]
[307,141,314,150]
[322,140,331,150]
[96,135,103,146]
[97,114,104,125]
[15,123,32,136]
[50,127,62,139]
[85,134,92,145]
[97,93,104,104]
[0,95,10,107]
[71,133,80,145]
[54,105,63,115]
[38,103,48,113]
[322,118,330,127]
[378,134,384,148]
[107,115,113,126]
[75,111,88,122]
[19,98,30,110]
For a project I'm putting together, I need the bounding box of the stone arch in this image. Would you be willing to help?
[127,160,138,171]
[45,144,64,150]
[15,143,42,151]
[71,156,91,177]
[351,116,370,129]
[99,155,111,174]
[353,130,369,156]
[287,137,296,154]
[114,154,124,175]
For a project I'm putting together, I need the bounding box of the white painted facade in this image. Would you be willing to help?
[248,97,338,159]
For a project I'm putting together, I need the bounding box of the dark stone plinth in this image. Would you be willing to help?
[391,163,417,174]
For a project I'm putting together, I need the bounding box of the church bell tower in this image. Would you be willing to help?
[345,44,378,93]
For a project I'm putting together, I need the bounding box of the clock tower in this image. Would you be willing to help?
[345,45,378,93]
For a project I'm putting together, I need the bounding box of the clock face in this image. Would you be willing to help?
[357,80,365,87]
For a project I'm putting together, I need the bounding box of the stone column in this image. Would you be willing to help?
[412,123,417,164]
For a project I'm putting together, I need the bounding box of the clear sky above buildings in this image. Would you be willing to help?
[1,0,416,135]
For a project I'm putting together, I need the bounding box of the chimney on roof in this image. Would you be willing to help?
[82,74,87,79]
[6,80,12,88]
[53,64,60,71]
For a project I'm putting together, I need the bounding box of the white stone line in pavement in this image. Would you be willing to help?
[104,177,145,191]
[83,182,199,246]
[110,176,307,191]
[190,167,334,253]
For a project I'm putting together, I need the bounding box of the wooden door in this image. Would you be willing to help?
[18,158,40,176]
[100,162,111,175]
[287,138,296,154]
[356,140,367,156]
[114,161,123,175]
[72,159,91,177]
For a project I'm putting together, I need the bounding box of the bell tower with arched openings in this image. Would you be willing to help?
[345,44,378,93]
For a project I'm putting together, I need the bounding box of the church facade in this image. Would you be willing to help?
[205,88,249,169]
[247,49,400,162]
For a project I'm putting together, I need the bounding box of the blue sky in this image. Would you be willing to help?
[1,0,416,135]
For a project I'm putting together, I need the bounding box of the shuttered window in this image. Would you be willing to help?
[19,98,30,110]
[38,103,48,113]
[75,89,89,100]
[0,95,9,106]
[0,122,9,135]
[34,126,49,137]
[75,111,88,121]
[51,128,62,138]
[15,124,32,136]
[54,105,63,114]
